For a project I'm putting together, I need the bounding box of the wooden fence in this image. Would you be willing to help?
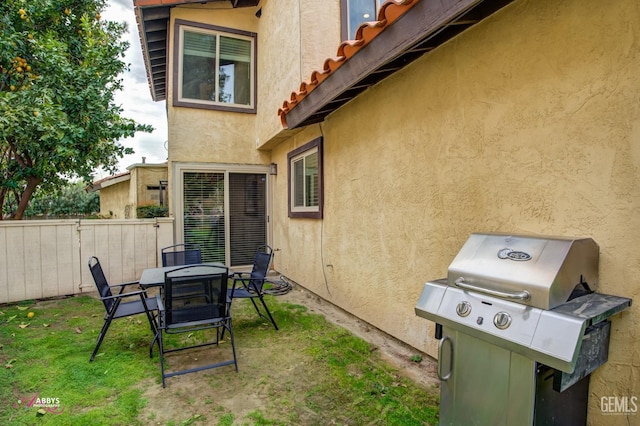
[0,218,174,304]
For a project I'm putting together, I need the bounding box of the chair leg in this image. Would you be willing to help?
[90,316,113,362]
[257,296,279,331]
[158,330,166,388]
[147,311,160,358]
[247,297,261,316]
[150,333,158,358]
[225,320,239,372]
[245,296,279,330]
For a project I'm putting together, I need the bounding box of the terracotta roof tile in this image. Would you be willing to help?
[278,0,419,128]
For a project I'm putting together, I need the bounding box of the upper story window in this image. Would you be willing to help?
[174,20,256,113]
[341,0,386,40]
[288,137,323,219]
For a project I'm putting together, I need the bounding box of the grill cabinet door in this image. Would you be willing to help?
[440,327,536,425]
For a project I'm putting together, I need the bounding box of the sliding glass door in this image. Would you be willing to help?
[179,167,267,267]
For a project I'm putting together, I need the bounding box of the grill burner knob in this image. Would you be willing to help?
[456,301,472,317]
[493,312,512,330]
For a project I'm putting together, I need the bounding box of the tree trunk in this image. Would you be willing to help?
[13,177,42,220]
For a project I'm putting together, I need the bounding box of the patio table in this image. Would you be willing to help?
[139,262,228,288]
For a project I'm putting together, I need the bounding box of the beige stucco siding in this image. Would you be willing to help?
[98,180,130,219]
[131,166,168,207]
[254,0,341,146]
[167,5,267,165]
[270,0,639,420]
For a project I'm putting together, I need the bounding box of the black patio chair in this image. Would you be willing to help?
[161,243,202,267]
[160,243,210,302]
[156,265,237,387]
[229,245,278,330]
[88,256,158,362]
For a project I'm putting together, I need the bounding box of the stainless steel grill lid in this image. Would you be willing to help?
[447,233,599,309]
[415,233,631,373]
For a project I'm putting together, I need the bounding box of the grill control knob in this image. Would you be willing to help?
[493,312,512,330]
[456,301,472,317]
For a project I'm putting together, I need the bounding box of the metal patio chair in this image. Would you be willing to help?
[156,265,237,387]
[229,245,278,330]
[88,256,158,362]
[161,243,202,267]
[160,243,209,300]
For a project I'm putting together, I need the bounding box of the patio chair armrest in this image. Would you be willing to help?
[110,280,141,294]
[230,271,250,279]
[100,289,147,302]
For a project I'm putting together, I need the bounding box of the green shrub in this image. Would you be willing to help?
[136,204,168,218]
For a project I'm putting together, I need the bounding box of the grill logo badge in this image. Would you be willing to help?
[497,248,532,261]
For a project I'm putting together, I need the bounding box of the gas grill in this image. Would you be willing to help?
[415,233,632,426]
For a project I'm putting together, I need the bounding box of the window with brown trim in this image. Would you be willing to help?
[288,137,323,219]
[173,20,256,113]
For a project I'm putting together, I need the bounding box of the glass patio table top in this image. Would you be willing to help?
[139,262,228,287]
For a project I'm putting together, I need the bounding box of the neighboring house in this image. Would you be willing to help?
[91,161,168,218]
[134,0,639,420]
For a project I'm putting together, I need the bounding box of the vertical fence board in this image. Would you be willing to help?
[6,226,27,302]
[0,226,9,303]
[39,224,59,299]
[108,223,125,284]
[24,226,44,300]
[133,223,150,278]
[79,221,97,290]
[53,222,79,296]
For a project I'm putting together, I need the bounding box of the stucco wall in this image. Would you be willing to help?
[131,165,168,207]
[99,180,130,219]
[270,0,639,421]
[254,0,341,146]
[167,5,267,166]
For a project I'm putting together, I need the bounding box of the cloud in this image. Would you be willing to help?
[99,0,168,175]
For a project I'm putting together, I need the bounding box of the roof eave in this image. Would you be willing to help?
[280,0,516,130]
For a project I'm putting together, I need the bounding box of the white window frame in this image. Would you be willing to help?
[288,137,323,219]
[174,20,256,113]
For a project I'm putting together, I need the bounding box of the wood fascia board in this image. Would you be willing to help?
[284,0,483,129]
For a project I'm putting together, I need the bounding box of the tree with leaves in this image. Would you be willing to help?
[0,0,152,219]
[21,181,99,218]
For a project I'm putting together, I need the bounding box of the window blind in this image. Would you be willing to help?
[220,36,251,63]
[228,173,266,266]
[182,171,266,267]
[183,31,216,58]
[182,172,225,263]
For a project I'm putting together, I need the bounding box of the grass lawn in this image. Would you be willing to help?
[0,292,439,425]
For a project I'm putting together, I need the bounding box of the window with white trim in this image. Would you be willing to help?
[288,137,323,219]
[341,0,386,40]
[174,21,255,112]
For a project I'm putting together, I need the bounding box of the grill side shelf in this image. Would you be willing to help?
[550,293,632,326]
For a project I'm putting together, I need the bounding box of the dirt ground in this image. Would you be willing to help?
[140,284,439,424]
[280,285,439,390]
